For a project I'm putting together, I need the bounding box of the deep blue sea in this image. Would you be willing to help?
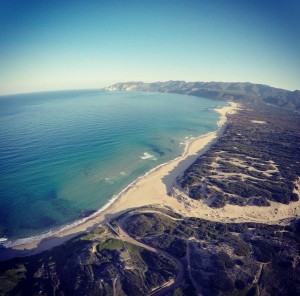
[0,89,226,242]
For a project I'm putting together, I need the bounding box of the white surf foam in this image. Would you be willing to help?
[104,177,114,184]
[0,237,8,244]
[140,152,155,160]
[4,130,217,249]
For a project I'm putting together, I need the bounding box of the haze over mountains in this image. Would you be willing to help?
[107,81,300,111]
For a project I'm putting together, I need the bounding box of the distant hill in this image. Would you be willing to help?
[106,81,300,111]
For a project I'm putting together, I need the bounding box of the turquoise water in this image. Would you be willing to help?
[0,90,226,242]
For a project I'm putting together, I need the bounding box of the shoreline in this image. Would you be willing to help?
[2,129,218,249]
[0,101,237,260]
[0,102,300,261]
[2,100,300,261]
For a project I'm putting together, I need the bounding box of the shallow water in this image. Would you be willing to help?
[0,89,226,240]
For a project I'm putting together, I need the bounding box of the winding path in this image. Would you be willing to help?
[107,215,185,296]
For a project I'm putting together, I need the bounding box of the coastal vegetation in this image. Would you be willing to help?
[0,224,177,296]
[179,102,300,207]
[114,210,300,295]
[1,209,300,295]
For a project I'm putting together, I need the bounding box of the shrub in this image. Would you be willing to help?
[208,273,234,292]
[235,279,246,290]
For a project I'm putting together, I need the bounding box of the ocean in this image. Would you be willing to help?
[0,89,226,243]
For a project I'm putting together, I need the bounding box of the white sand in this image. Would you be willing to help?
[2,101,299,259]
[107,102,300,225]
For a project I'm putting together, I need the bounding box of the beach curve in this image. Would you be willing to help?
[0,101,240,259]
[4,100,300,260]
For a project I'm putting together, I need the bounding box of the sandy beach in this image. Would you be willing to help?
[1,101,300,260]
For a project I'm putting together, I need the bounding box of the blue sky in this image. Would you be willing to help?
[1,0,300,94]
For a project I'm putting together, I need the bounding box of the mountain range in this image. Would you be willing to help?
[107,81,300,111]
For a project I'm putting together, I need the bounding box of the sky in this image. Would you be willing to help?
[0,0,300,94]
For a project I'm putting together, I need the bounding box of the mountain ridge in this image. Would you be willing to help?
[106,80,300,110]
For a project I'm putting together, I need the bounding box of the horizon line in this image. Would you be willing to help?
[0,79,299,97]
